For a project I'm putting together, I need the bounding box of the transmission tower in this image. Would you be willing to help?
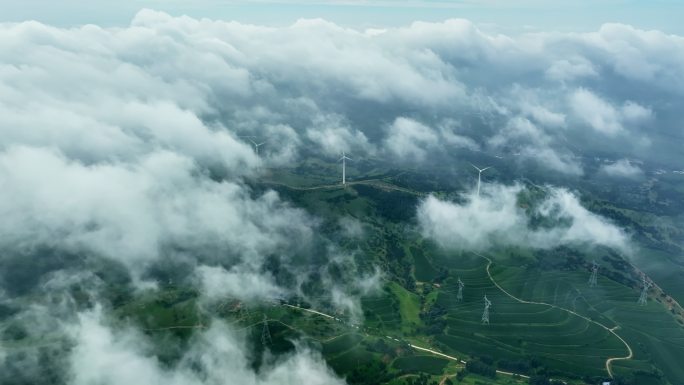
[588,261,599,287]
[261,315,272,347]
[481,295,491,325]
[637,274,652,306]
[456,277,464,302]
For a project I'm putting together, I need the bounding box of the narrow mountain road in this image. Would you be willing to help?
[408,344,464,363]
[473,252,633,378]
[258,178,426,196]
[282,303,335,319]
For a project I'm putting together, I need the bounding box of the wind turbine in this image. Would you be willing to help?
[250,139,267,158]
[470,163,491,197]
[339,151,351,185]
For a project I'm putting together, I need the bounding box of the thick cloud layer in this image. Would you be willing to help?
[0,145,317,296]
[2,10,683,175]
[417,183,629,252]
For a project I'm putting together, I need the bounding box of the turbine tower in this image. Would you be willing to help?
[470,163,492,197]
[339,151,352,185]
[261,314,272,347]
[250,139,267,157]
[588,261,599,287]
[638,274,652,306]
[456,277,464,302]
[481,294,491,324]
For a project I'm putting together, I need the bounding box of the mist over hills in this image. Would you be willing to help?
[0,9,683,385]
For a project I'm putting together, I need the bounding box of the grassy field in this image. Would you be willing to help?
[388,282,423,334]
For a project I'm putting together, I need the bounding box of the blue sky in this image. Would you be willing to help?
[2,0,683,33]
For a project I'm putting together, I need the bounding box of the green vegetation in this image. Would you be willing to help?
[392,355,449,374]
[388,282,423,334]
[5,164,682,385]
[253,166,684,384]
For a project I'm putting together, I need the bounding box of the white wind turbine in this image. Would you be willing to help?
[339,151,351,185]
[250,139,267,158]
[470,163,491,197]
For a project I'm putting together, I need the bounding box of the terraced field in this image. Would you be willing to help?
[362,291,403,330]
[433,262,626,378]
[357,249,684,382]
[489,259,684,383]
[410,245,439,282]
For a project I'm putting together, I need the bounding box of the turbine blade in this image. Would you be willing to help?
[470,163,481,172]
[481,166,492,172]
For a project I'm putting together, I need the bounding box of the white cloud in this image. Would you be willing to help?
[417,183,628,252]
[306,114,374,157]
[383,117,439,161]
[599,158,643,178]
[338,216,365,238]
[545,57,598,82]
[621,101,652,122]
[437,120,480,151]
[520,146,583,175]
[329,268,382,322]
[584,23,684,89]
[569,88,653,136]
[569,88,624,135]
[1,11,679,176]
[196,265,282,303]
[0,146,314,281]
[67,308,345,385]
[488,116,582,175]
[523,104,566,128]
